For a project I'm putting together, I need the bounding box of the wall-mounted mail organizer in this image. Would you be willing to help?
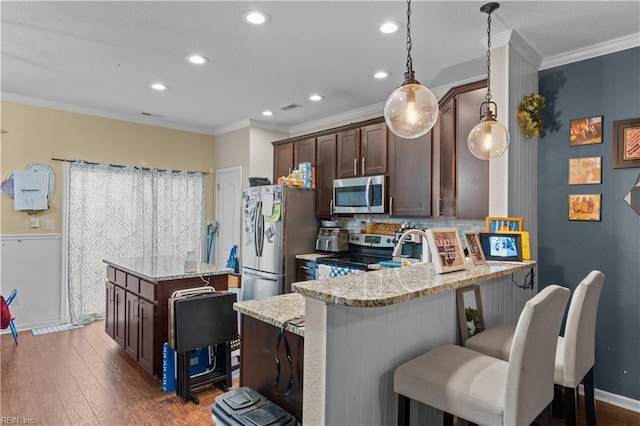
[1,162,56,211]
[168,291,238,405]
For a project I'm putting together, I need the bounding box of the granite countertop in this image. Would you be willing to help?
[292,260,536,308]
[234,293,305,337]
[104,256,233,282]
[295,253,333,261]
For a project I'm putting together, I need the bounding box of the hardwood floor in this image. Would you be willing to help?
[2,321,638,425]
[1,321,235,425]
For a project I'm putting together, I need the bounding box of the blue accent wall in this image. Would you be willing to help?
[538,47,640,400]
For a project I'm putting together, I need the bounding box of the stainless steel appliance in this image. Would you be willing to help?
[241,185,317,301]
[315,227,349,252]
[316,233,395,277]
[333,175,387,214]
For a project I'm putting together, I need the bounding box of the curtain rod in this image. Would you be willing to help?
[50,157,209,175]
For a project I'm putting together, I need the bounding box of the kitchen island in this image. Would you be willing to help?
[291,260,536,425]
[103,256,232,378]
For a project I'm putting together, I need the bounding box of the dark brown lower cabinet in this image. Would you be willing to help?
[240,315,303,422]
[105,265,228,379]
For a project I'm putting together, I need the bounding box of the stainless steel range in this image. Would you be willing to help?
[316,233,395,277]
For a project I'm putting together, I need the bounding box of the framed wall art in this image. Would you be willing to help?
[612,118,640,168]
[568,194,601,221]
[570,116,603,146]
[425,228,467,274]
[569,157,602,185]
[485,216,524,232]
[463,231,485,264]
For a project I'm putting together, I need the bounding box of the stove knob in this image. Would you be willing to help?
[386,238,392,244]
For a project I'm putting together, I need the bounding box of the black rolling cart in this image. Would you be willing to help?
[171,291,238,404]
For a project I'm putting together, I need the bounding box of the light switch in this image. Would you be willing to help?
[45,219,54,230]
[30,218,40,228]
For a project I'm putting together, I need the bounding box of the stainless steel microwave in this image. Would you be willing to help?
[333,175,387,214]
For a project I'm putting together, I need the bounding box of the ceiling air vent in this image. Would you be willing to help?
[140,112,164,118]
[279,103,302,112]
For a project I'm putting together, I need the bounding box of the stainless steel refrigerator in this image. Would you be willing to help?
[241,185,317,301]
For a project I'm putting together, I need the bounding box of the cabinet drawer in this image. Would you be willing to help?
[140,279,156,301]
[126,275,140,293]
[114,269,127,286]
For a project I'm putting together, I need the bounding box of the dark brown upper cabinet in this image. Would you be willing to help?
[336,123,387,178]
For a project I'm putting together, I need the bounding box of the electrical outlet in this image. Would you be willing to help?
[45,219,54,230]
[30,218,40,228]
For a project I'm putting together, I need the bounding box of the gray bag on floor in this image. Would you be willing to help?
[211,387,297,426]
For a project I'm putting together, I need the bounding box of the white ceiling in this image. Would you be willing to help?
[2,1,639,136]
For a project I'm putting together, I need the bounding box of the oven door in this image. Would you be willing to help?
[333,175,386,214]
[316,258,367,279]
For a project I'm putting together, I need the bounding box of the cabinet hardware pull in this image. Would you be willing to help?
[353,158,357,176]
[390,197,393,215]
[330,199,334,214]
[361,157,365,175]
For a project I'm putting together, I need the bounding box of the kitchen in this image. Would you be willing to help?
[1,1,639,425]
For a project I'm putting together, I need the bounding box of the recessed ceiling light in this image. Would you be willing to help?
[380,21,399,34]
[374,71,390,79]
[242,11,269,25]
[262,110,274,117]
[309,94,324,102]
[186,54,208,65]
[150,83,168,91]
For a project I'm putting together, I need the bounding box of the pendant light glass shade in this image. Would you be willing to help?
[468,116,510,160]
[468,2,509,160]
[384,82,438,139]
[384,0,438,139]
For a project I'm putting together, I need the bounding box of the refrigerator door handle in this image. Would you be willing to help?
[243,271,278,282]
[256,201,265,257]
[252,201,260,257]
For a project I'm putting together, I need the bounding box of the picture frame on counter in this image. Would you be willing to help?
[478,232,524,262]
[463,231,485,264]
[426,228,467,274]
[485,216,524,233]
[612,117,640,168]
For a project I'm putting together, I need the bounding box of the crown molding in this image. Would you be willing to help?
[1,93,218,136]
[289,102,384,135]
[509,30,543,68]
[540,33,640,70]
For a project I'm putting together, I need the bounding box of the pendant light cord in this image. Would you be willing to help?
[485,8,493,104]
[404,0,417,84]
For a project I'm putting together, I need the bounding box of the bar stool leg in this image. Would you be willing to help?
[584,367,597,426]
[538,403,552,426]
[397,394,410,426]
[442,412,454,426]
[563,386,577,426]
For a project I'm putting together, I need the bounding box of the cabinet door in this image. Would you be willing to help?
[293,138,316,167]
[361,123,388,176]
[316,134,337,216]
[138,298,155,376]
[125,292,139,360]
[273,142,294,182]
[114,286,126,348]
[105,281,115,338]
[438,99,457,217]
[388,130,432,216]
[336,129,360,178]
[456,88,489,219]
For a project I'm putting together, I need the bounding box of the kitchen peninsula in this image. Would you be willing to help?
[235,260,536,425]
[103,256,232,378]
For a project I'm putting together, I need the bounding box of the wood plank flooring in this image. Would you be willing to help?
[2,320,639,425]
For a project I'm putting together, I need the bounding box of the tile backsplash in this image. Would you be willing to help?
[335,215,485,235]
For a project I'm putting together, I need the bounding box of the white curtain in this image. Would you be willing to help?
[66,162,204,325]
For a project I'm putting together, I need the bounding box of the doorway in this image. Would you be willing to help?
[215,166,242,268]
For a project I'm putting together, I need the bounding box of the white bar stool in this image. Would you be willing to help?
[465,270,604,426]
[394,284,570,426]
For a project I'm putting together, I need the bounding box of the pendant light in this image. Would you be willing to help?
[384,0,438,139]
[467,2,510,160]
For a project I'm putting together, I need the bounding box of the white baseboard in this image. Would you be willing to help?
[1,318,63,333]
[579,384,640,413]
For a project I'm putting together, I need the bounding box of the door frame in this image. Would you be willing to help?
[215,166,242,267]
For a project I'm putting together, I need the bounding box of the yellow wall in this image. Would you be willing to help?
[0,101,216,234]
